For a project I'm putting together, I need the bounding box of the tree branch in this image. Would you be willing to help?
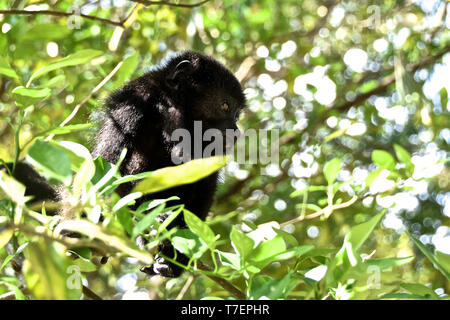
[0,9,124,27]
[175,275,196,300]
[280,195,358,228]
[82,285,103,300]
[130,0,211,8]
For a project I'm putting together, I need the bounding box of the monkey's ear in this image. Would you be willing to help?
[166,60,194,88]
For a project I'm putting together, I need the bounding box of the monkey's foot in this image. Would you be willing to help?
[140,254,184,278]
[140,240,189,278]
[156,211,172,223]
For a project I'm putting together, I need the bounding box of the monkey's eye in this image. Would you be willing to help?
[222,102,229,112]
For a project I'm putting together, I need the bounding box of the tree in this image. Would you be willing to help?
[0,0,449,300]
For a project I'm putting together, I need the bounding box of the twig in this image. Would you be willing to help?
[175,275,196,300]
[3,220,153,264]
[0,291,17,300]
[0,9,124,27]
[280,195,357,228]
[82,285,103,300]
[120,3,141,26]
[131,0,211,8]
[45,61,123,142]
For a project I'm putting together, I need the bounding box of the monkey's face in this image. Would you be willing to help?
[164,51,247,157]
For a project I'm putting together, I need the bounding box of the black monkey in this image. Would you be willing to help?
[92,51,246,277]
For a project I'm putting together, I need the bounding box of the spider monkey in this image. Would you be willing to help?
[1,51,246,278]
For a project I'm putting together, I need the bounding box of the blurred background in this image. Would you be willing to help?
[0,0,449,299]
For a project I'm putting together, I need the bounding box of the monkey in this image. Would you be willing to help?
[92,51,247,277]
[1,51,246,278]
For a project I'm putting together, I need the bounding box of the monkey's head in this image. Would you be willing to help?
[164,51,247,156]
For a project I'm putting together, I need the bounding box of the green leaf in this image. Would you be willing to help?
[365,168,383,186]
[217,251,241,270]
[113,192,143,212]
[28,49,103,84]
[230,226,254,259]
[132,204,166,239]
[435,250,450,276]
[184,210,215,245]
[0,170,26,204]
[91,156,115,185]
[113,51,139,89]
[135,196,180,214]
[23,240,82,300]
[342,211,385,253]
[379,292,430,300]
[57,141,94,172]
[440,87,448,108]
[400,283,439,299]
[24,23,71,40]
[0,242,29,271]
[406,231,450,279]
[330,210,385,284]
[41,74,66,88]
[12,86,51,108]
[66,250,98,273]
[0,57,19,79]
[27,139,72,185]
[157,206,183,235]
[116,207,134,235]
[43,124,93,136]
[393,144,412,171]
[248,236,287,264]
[272,228,299,247]
[249,273,297,300]
[324,158,341,184]
[372,150,396,171]
[0,228,13,251]
[365,256,414,270]
[268,245,314,262]
[172,229,207,260]
[132,156,226,195]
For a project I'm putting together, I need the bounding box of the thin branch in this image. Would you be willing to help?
[131,0,211,8]
[120,3,141,26]
[0,9,124,27]
[280,195,357,228]
[0,291,17,300]
[45,61,123,142]
[82,285,103,300]
[175,275,196,300]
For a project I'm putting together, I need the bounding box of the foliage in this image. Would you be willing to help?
[0,0,449,300]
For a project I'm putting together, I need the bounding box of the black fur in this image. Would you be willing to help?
[0,162,58,203]
[93,51,246,277]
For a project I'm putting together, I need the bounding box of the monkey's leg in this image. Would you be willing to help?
[139,211,190,278]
